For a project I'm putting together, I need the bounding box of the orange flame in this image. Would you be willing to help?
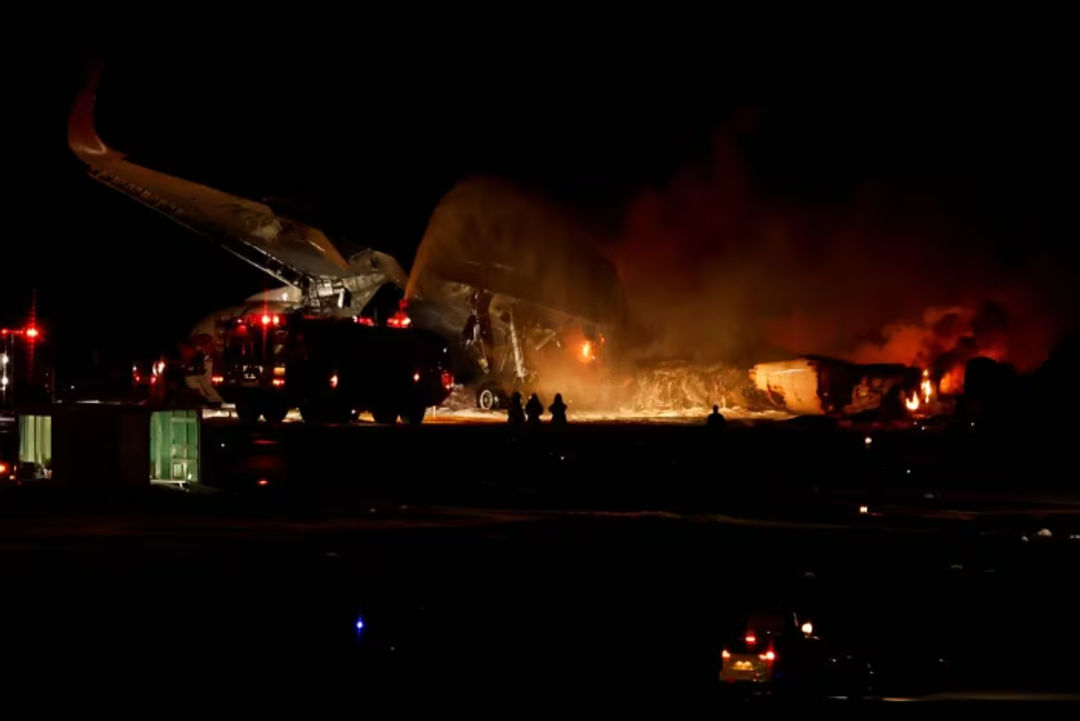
[579,340,595,363]
[905,391,920,412]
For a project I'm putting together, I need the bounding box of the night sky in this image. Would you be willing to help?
[5,26,1077,381]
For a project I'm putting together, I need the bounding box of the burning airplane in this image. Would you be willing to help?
[67,71,626,412]
[69,69,1029,424]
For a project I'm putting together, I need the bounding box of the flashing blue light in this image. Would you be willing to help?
[355,616,365,634]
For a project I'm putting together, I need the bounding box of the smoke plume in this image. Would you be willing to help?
[611,131,1075,374]
[411,134,1076,383]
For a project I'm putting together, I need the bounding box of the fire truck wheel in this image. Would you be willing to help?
[372,406,398,424]
[262,400,288,424]
[236,401,261,424]
[401,405,426,425]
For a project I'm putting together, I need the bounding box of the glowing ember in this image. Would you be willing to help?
[579,340,595,363]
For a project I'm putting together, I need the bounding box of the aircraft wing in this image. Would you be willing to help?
[68,69,352,284]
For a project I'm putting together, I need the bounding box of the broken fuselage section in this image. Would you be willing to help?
[751,356,923,418]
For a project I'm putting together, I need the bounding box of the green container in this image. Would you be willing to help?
[19,414,52,471]
[150,410,200,483]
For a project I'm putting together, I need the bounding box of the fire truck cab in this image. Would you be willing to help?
[211,311,453,425]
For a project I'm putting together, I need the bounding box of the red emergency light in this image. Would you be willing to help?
[0,326,42,340]
[386,312,411,328]
[355,316,375,327]
[744,633,757,647]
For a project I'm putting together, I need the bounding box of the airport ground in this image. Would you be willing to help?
[1,414,1079,707]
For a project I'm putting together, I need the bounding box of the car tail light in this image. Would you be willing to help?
[721,649,731,659]
[0,462,8,475]
[271,378,285,388]
[261,314,271,326]
[211,375,224,385]
[441,370,454,390]
[759,650,776,662]
[412,372,421,382]
[329,373,339,389]
[355,316,375,327]
[745,632,757,647]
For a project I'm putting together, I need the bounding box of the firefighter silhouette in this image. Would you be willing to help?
[548,393,568,425]
[525,393,544,426]
[706,405,726,429]
[507,391,526,426]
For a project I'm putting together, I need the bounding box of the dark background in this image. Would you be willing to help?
[3,22,1076,381]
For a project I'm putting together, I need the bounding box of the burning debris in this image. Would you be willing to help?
[750,356,920,417]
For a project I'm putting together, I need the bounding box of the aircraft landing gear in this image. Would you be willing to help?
[477,382,506,411]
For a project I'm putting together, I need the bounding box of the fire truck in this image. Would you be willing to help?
[207,309,454,425]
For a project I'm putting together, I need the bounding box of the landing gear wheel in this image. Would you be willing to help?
[372,407,398,424]
[477,383,504,411]
[236,401,260,424]
[262,400,288,424]
[400,405,427,426]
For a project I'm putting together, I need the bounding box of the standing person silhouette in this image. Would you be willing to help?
[525,393,544,426]
[507,391,525,426]
[549,393,568,426]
